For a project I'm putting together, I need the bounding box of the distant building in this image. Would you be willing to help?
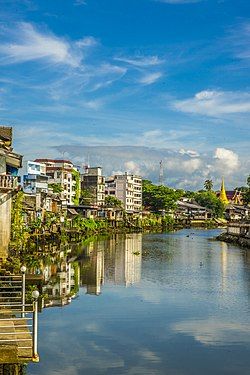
[218,178,244,205]
[81,166,105,206]
[22,160,49,194]
[175,200,212,220]
[105,173,142,214]
[34,159,80,206]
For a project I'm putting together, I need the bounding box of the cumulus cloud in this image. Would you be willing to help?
[172,90,250,117]
[165,158,201,174]
[124,161,142,175]
[214,148,239,172]
[0,22,84,67]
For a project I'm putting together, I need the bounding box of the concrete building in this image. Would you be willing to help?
[0,126,22,259]
[105,173,142,214]
[34,159,79,206]
[81,166,105,206]
[22,160,49,194]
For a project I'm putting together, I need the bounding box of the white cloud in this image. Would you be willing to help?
[179,149,200,158]
[214,147,239,172]
[76,36,98,48]
[124,161,142,175]
[138,72,162,85]
[165,158,201,174]
[173,90,250,117]
[0,23,83,67]
[114,55,164,67]
[82,99,104,110]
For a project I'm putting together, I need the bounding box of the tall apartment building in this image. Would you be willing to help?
[81,166,105,206]
[34,159,79,206]
[105,173,142,214]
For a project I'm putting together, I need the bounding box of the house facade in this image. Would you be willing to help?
[0,126,22,258]
[35,159,79,206]
[81,166,105,206]
[105,173,142,214]
[22,160,49,194]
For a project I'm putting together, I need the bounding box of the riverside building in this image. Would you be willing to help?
[105,173,142,214]
[34,159,79,206]
[81,166,105,206]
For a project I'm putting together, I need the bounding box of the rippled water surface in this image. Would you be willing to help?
[29,229,250,375]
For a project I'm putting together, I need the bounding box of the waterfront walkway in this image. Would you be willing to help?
[0,274,38,364]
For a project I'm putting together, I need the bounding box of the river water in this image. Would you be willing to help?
[28,229,250,375]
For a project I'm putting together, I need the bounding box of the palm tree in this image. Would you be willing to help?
[204,179,213,191]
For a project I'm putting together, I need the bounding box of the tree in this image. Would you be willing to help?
[204,179,213,191]
[49,183,63,194]
[105,195,123,208]
[194,191,225,218]
[247,175,250,188]
[142,180,182,212]
[80,188,96,205]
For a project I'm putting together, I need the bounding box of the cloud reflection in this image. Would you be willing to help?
[172,318,250,346]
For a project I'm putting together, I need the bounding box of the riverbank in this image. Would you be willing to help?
[216,222,250,249]
[217,232,250,249]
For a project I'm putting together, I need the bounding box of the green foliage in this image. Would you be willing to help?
[80,188,96,205]
[236,175,250,204]
[142,180,182,212]
[49,183,63,193]
[72,169,80,205]
[11,191,28,247]
[247,175,250,188]
[194,191,225,218]
[204,179,213,191]
[105,195,123,208]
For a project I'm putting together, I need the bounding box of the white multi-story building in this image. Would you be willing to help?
[105,173,142,214]
[34,159,79,206]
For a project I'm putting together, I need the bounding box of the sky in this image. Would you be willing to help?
[0,0,249,190]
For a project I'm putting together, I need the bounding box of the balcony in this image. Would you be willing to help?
[0,175,19,191]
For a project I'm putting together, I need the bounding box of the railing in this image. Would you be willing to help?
[0,175,19,190]
[0,272,39,362]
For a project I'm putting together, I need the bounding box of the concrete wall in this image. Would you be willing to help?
[0,193,12,260]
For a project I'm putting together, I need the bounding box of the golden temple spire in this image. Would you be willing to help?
[219,177,229,205]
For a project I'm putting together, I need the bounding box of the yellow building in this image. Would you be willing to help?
[219,178,229,205]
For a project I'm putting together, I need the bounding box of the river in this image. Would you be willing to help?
[28,228,250,375]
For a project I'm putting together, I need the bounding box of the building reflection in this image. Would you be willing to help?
[0,364,26,375]
[80,233,142,295]
[220,241,228,293]
[24,244,80,308]
[42,251,80,307]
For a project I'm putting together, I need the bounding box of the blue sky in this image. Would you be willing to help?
[0,0,249,189]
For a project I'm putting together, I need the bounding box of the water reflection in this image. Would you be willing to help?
[80,233,142,295]
[24,233,142,305]
[0,364,26,375]
[17,230,250,374]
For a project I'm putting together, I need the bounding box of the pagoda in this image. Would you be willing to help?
[219,178,229,205]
